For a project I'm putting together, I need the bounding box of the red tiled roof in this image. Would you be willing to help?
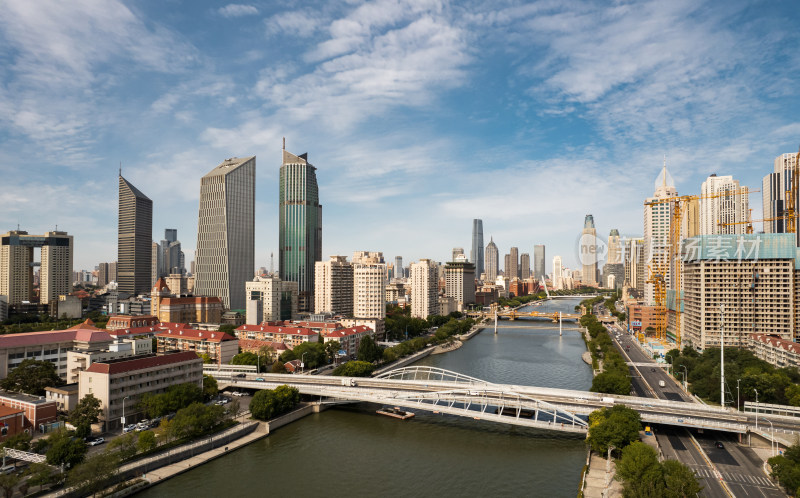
[156,328,236,342]
[85,352,201,375]
[750,333,800,355]
[0,405,24,418]
[109,325,166,337]
[151,277,170,294]
[0,319,113,348]
[235,324,316,336]
[326,326,372,338]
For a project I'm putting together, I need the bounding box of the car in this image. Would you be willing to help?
[651,368,656,372]
[235,373,246,378]
[715,441,724,449]
[88,437,105,446]
[123,424,136,433]
[255,377,265,382]
[231,391,246,397]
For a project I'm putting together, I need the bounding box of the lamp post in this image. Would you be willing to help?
[720,305,725,408]
[737,379,741,411]
[121,395,130,433]
[680,365,688,392]
[302,352,308,374]
[754,388,759,429]
[665,354,673,375]
[761,417,775,456]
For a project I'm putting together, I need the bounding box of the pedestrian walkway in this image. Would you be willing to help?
[582,453,623,497]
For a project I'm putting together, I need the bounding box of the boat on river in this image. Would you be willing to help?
[376,406,415,420]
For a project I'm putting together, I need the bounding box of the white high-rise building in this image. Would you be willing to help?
[444,261,475,311]
[410,259,439,319]
[484,238,499,282]
[195,157,255,310]
[354,262,386,320]
[552,256,563,290]
[245,275,298,324]
[763,153,799,242]
[644,163,678,306]
[314,256,354,316]
[699,174,749,235]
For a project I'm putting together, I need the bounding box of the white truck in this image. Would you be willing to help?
[341,378,356,387]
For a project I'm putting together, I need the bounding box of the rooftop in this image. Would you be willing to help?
[236,324,316,336]
[84,351,201,375]
[751,333,800,355]
[156,328,236,342]
[45,383,80,395]
[0,389,53,405]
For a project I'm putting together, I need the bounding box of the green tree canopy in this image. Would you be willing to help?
[615,442,664,498]
[250,385,300,421]
[139,382,204,418]
[108,432,137,460]
[66,451,119,496]
[356,335,383,363]
[45,429,87,469]
[137,430,157,453]
[587,405,641,456]
[203,375,218,401]
[324,341,341,363]
[0,359,64,395]
[280,342,327,368]
[661,459,703,497]
[231,351,259,366]
[68,394,101,438]
[332,361,375,377]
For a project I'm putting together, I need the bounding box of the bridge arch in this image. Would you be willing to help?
[376,366,487,385]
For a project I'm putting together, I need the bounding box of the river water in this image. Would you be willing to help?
[137,298,592,497]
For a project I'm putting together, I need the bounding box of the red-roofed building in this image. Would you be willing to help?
[150,278,223,324]
[106,315,159,331]
[79,352,202,430]
[0,319,115,379]
[0,391,57,431]
[322,326,375,359]
[749,333,800,369]
[156,328,238,365]
[284,359,302,373]
[238,340,290,361]
[235,324,319,348]
[0,405,25,442]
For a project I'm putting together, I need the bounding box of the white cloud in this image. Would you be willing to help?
[218,4,259,18]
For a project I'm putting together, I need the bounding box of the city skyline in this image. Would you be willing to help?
[1,1,799,273]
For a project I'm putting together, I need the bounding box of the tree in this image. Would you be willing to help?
[591,371,631,395]
[199,353,213,364]
[615,442,664,498]
[357,336,383,363]
[587,405,641,456]
[27,462,57,492]
[324,341,342,363]
[230,352,259,367]
[0,359,64,395]
[1,431,31,451]
[332,361,375,377]
[45,429,87,469]
[250,385,300,421]
[137,430,157,453]
[69,394,101,438]
[0,473,20,498]
[218,324,236,334]
[203,375,219,401]
[108,432,137,460]
[271,361,287,373]
[662,459,703,497]
[281,342,326,368]
[67,451,119,497]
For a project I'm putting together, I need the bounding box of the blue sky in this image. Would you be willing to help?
[1,0,799,274]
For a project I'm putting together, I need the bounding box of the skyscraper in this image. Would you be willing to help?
[699,174,749,235]
[1,230,73,305]
[602,229,624,290]
[520,253,531,279]
[394,256,403,279]
[508,247,519,279]
[763,153,799,243]
[552,255,563,290]
[314,256,354,316]
[279,147,322,312]
[118,175,153,296]
[470,219,484,279]
[195,156,256,310]
[354,259,387,320]
[533,245,545,281]
[644,163,678,305]
[581,215,598,287]
[410,259,439,319]
[159,229,184,277]
[485,238,499,281]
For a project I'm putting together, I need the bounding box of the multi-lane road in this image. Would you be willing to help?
[606,319,784,497]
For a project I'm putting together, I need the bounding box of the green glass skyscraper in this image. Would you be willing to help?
[279,147,322,312]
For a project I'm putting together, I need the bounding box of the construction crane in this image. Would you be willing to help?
[644,186,757,347]
[718,215,789,234]
[786,145,800,235]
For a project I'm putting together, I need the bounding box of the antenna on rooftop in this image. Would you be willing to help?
[119,161,122,177]
[270,252,274,275]
[282,137,285,150]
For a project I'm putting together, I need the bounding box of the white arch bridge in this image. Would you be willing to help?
[211,366,799,436]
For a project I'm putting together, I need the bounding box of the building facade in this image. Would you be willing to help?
[194,157,256,310]
[245,275,298,325]
[151,278,223,324]
[581,215,598,287]
[354,262,386,320]
[507,247,519,280]
[279,148,322,312]
[762,153,799,239]
[644,164,678,305]
[444,261,475,311]
[520,253,531,280]
[470,219,484,281]
[699,174,749,235]
[410,259,439,319]
[156,328,238,365]
[1,230,73,306]
[485,238,498,282]
[118,176,152,296]
[79,352,202,430]
[533,245,545,281]
[314,256,354,316]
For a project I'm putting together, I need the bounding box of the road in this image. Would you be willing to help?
[605,319,784,497]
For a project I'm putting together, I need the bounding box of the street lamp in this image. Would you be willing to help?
[761,417,775,456]
[665,354,674,375]
[736,379,741,412]
[680,365,688,392]
[302,352,308,374]
[121,395,130,433]
[754,388,759,429]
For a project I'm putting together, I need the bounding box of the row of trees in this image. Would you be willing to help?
[582,313,631,395]
[665,345,800,406]
[585,405,701,497]
[139,377,218,419]
[385,305,464,341]
[250,385,300,421]
[768,442,800,495]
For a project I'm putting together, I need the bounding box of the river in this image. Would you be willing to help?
[137,298,592,497]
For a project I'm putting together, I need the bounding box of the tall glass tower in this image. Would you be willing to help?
[279,147,322,312]
[470,219,484,279]
[194,156,255,310]
[118,175,152,295]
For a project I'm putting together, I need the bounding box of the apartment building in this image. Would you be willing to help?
[748,333,800,369]
[106,315,159,331]
[234,324,318,348]
[322,325,374,359]
[156,327,238,365]
[314,256,354,316]
[79,351,202,430]
[151,278,223,324]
